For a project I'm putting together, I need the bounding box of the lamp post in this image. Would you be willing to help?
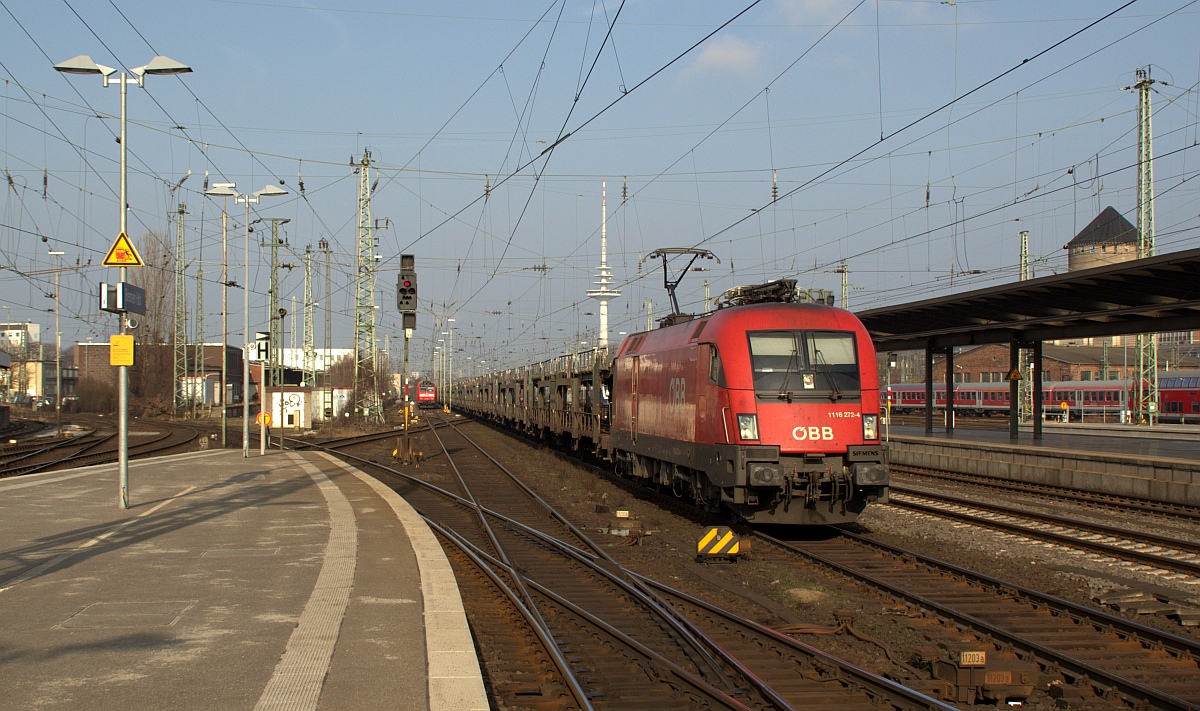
[438,336,446,406]
[204,183,286,457]
[1,305,9,398]
[447,318,455,413]
[31,255,87,429]
[278,307,287,451]
[48,250,64,434]
[436,343,446,398]
[203,185,233,446]
[55,54,191,509]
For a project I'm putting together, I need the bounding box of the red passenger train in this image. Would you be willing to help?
[886,371,1200,423]
[453,285,889,526]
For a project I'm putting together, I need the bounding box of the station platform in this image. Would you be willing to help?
[0,449,488,711]
[890,423,1200,462]
[887,425,1200,506]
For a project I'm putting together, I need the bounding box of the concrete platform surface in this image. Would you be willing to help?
[0,449,487,711]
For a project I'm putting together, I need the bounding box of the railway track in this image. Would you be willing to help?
[0,419,55,442]
[450,412,1200,708]
[894,464,1200,524]
[886,485,1200,583]
[762,529,1200,709]
[0,419,200,477]
[0,429,96,472]
[317,413,953,711]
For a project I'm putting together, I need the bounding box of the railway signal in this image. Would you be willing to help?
[397,254,417,455]
[397,254,417,316]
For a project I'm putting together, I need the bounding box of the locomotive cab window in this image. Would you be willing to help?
[747,330,860,400]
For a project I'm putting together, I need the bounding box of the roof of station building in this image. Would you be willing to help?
[856,246,1200,351]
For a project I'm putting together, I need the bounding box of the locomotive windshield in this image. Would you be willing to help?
[747,330,860,400]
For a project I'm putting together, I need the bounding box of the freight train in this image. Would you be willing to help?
[886,371,1200,423]
[453,282,888,526]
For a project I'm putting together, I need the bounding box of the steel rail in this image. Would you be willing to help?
[424,417,597,710]
[429,415,791,706]
[0,424,198,477]
[760,530,1199,711]
[307,437,961,710]
[306,427,792,709]
[423,519,595,710]
[436,415,793,705]
[446,485,953,711]
[893,464,1200,522]
[887,489,1200,577]
[0,431,97,471]
[433,521,757,711]
[636,575,960,711]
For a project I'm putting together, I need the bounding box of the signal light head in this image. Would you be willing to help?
[397,269,418,313]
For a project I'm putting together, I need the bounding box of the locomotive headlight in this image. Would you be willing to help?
[862,414,879,440]
[737,414,759,440]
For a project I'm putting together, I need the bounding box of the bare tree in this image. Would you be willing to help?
[329,355,354,387]
[131,230,174,345]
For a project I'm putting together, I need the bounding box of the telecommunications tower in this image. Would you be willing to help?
[586,178,621,348]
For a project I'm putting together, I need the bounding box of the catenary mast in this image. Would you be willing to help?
[353,150,382,421]
[303,245,316,385]
[173,202,188,414]
[1132,67,1159,425]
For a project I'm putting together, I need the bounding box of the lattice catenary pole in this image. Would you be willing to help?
[303,245,315,385]
[353,150,381,421]
[173,202,188,414]
[1132,67,1159,425]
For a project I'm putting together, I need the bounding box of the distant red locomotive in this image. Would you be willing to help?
[453,280,889,527]
[416,381,437,408]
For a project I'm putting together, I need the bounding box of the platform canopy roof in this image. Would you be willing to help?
[856,247,1200,351]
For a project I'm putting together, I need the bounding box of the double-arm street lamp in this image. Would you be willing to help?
[203,183,287,457]
[55,54,191,508]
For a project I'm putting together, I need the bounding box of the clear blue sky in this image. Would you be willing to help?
[2,0,1198,373]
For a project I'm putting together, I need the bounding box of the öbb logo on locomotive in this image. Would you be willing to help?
[792,426,835,441]
[454,281,889,527]
[668,377,687,411]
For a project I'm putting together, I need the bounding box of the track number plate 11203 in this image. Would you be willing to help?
[959,651,987,666]
[984,671,1013,685]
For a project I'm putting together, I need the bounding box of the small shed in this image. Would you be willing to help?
[264,386,313,430]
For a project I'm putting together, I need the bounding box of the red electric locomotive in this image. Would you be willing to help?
[610,301,888,525]
[416,381,438,409]
[453,277,889,527]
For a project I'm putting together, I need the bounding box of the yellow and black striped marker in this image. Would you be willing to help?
[696,526,740,563]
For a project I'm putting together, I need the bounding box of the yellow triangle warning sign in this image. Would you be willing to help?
[1007,368,1023,382]
[103,231,144,267]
